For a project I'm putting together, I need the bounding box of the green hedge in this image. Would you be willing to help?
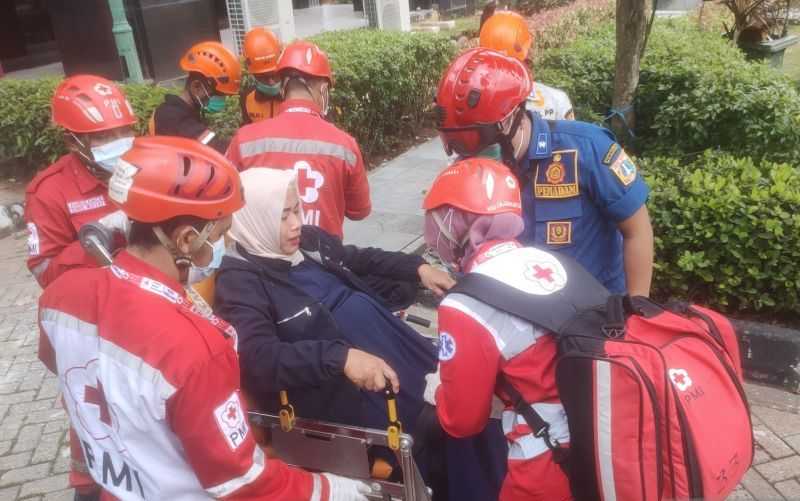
[0,30,456,176]
[644,151,800,315]
[536,17,800,163]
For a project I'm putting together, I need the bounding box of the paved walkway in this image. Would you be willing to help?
[0,138,799,499]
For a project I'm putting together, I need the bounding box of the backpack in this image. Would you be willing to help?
[449,251,753,501]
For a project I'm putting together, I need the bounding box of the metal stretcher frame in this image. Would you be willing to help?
[248,411,433,501]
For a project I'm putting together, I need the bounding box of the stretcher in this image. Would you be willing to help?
[79,221,435,501]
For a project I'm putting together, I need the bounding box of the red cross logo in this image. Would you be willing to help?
[84,380,111,426]
[668,368,692,391]
[532,264,554,282]
[226,403,238,422]
[293,161,325,204]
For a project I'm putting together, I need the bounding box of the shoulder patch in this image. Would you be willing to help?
[609,151,637,186]
[602,143,621,165]
[438,332,457,361]
[214,391,250,450]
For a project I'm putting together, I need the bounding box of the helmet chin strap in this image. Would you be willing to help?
[68,133,108,180]
[152,221,216,283]
[498,106,527,173]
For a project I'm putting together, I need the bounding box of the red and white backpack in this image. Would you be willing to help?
[450,251,753,501]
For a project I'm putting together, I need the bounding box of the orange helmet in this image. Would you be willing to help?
[479,11,533,62]
[52,75,137,133]
[109,136,244,223]
[243,27,282,74]
[277,40,333,83]
[423,158,521,215]
[180,41,242,95]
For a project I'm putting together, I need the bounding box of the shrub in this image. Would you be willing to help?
[536,17,800,163]
[643,151,800,315]
[0,30,455,177]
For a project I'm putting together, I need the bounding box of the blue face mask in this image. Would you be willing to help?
[90,136,134,173]
[203,95,227,114]
[188,234,225,284]
[256,81,281,97]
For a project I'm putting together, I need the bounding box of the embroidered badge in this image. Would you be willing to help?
[522,257,568,295]
[602,143,620,165]
[546,221,572,245]
[535,133,549,156]
[534,150,579,199]
[609,152,637,186]
[439,333,457,361]
[67,196,106,215]
[214,392,250,450]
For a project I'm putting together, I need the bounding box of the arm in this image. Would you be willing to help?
[619,205,654,297]
[342,243,454,295]
[434,300,502,437]
[167,349,323,500]
[25,191,97,288]
[343,142,371,221]
[214,268,350,392]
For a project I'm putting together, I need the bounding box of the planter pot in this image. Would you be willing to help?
[739,34,800,69]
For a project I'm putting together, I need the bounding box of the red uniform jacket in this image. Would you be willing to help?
[435,240,573,501]
[24,153,117,288]
[38,251,332,500]
[225,99,371,239]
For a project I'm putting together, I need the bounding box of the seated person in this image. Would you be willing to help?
[215,168,454,437]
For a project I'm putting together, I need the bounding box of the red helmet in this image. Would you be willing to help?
[435,48,531,157]
[109,136,244,223]
[423,157,521,215]
[51,75,137,134]
[277,40,333,83]
[244,27,282,74]
[180,41,242,95]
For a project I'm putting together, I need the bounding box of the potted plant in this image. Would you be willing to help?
[719,0,800,67]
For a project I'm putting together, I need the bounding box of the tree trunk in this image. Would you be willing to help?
[611,0,650,147]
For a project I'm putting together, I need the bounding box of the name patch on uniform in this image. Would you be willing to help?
[438,332,456,361]
[546,221,572,245]
[534,150,579,199]
[602,143,621,165]
[67,196,106,215]
[609,152,637,186]
[214,392,250,451]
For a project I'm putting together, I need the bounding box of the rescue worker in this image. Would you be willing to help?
[24,75,136,501]
[240,27,283,124]
[151,41,241,153]
[435,48,653,295]
[37,136,372,501]
[422,157,571,501]
[480,10,574,121]
[226,40,370,239]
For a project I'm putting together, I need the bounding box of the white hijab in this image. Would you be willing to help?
[230,168,305,265]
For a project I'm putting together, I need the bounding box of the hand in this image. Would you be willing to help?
[322,473,372,501]
[343,349,400,393]
[98,210,130,237]
[418,264,456,296]
[423,369,441,406]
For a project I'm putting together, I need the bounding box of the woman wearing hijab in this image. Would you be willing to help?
[215,168,454,441]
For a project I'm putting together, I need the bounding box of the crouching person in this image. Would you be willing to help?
[37,137,370,500]
[215,168,454,431]
[422,158,572,501]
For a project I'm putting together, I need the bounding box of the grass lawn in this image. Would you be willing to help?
[781,24,800,81]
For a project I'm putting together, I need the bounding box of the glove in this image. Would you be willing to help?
[423,369,441,406]
[322,473,372,501]
[98,210,131,237]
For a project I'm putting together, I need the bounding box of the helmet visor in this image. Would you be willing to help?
[439,124,500,158]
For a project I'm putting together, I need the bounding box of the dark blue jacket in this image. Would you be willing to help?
[214,225,425,423]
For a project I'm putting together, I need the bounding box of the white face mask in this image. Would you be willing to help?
[91,137,134,173]
[187,234,226,285]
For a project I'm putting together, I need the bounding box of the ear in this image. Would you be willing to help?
[172,225,198,256]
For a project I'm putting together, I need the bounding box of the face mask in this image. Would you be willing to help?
[256,81,282,97]
[476,143,503,162]
[203,95,227,114]
[91,136,134,173]
[187,234,225,285]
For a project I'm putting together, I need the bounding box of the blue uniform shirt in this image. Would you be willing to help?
[518,113,649,293]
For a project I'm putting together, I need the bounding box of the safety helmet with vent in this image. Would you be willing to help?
[51,75,137,134]
[479,11,533,62]
[108,136,244,223]
[244,28,282,75]
[180,41,242,95]
[435,48,531,157]
[423,157,521,215]
[276,40,333,83]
